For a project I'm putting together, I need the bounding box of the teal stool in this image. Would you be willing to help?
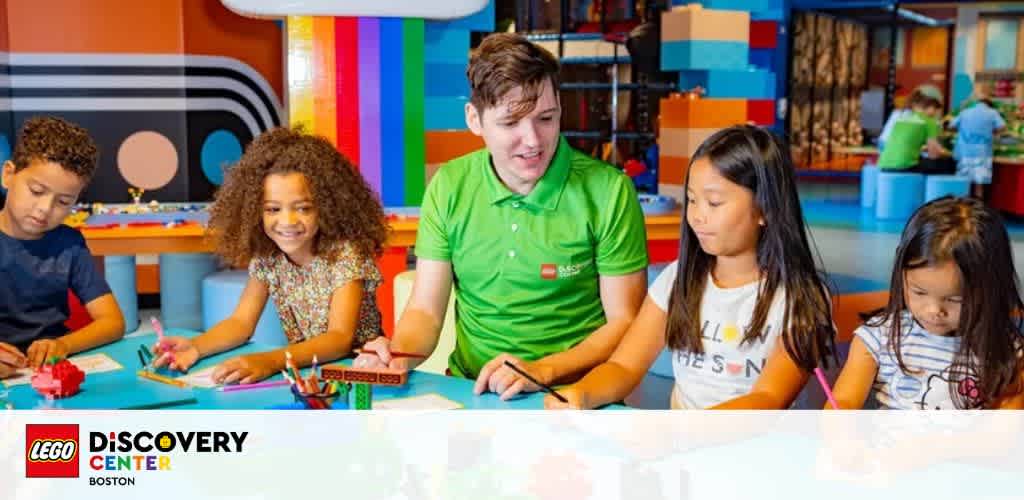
[201,270,286,346]
[876,171,924,219]
[860,164,879,208]
[104,255,138,333]
[159,253,218,330]
[925,175,970,202]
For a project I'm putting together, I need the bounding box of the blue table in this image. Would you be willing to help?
[4,331,566,410]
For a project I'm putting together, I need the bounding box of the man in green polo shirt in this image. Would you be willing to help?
[356,33,648,400]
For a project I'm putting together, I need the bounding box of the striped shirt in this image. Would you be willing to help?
[855,311,972,410]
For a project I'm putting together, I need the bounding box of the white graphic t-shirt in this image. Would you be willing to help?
[855,311,973,410]
[649,261,787,409]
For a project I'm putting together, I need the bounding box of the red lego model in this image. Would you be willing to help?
[31,358,85,399]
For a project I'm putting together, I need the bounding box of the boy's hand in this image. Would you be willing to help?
[26,338,69,368]
[212,352,278,385]
[151,336,200,372]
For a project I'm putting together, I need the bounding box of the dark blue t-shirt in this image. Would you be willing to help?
[0,224,111,351]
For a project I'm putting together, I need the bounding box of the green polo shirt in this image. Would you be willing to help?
[878,110,940,170]
[416,135,648,378]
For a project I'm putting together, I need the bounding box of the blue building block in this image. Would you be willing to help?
[425,63,470,97]
[425,0,494,32]
[860,164,879,208]
[749,48,775,70]
[751,9,786,21]
[683,0,772,11]
[662,40,749,71]
[425,96,469,130]
[678,69,774,98]
[424,25,470,64]
[924,175,970,202]
[876,172,924,219]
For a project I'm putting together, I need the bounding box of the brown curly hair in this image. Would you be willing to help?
[12,116,99,179]
[209,127,388,267]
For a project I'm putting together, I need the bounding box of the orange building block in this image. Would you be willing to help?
[320,365,409,386]
[659,156,690,185]
[659,127,719,158]
[425,130,484,165]
[660,97,747,129]
[661,5,749,43]
[832,291,889,343]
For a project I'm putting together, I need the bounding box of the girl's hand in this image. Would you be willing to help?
[0,342,27,378]
[151,336,200,372]
[543,385,589,410]
[212,352,278,385]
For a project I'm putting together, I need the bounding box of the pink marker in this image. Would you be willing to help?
[815,367,840,410]
[150,317,175,364]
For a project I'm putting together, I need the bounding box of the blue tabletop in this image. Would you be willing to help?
[4,331,572,410]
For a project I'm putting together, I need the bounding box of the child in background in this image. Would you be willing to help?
[154,127,388,384]
[877,88,951,174]
[829,197,1024,409]
[0,117,125,376]
[950,97,1005,199]
[545,125,836,409]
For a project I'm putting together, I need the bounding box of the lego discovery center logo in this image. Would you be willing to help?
[25,424,248,487]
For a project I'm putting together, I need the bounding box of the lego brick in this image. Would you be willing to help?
[661,40,749,71]
[424,25,470,63]
[659,127,720,158]
[660,96,748,128]
[662,5,749,43]
[425,130,484,164]
[354,383,372,410]
[751,9,785,21]
[750,21,777,48]
[320,366,409,386]
[425,96,469,130]
[747,99,776,126]
[749,48,775,70]
[659,155,690,185]
[534,38,627,59]
[425,63,471,98]
[678,69,775,99]
[692,0,772,11]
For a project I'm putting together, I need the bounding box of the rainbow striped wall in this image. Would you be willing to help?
[285,2,492,206]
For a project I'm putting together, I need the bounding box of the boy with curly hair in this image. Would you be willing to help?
[0,116,125,377]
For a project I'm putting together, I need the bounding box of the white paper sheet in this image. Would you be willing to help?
[2,353,123,387]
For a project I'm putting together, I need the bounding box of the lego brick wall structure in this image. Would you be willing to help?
[284,2,492,207]
[657,1,785,201]
[0,0,284,203]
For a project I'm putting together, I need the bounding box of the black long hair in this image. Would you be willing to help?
[665,125,835,371]
[870,196,1024,408]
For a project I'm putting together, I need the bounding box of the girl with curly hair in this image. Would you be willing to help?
[154,127,389,384]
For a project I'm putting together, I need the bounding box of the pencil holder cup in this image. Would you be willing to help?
[290,384,341,410]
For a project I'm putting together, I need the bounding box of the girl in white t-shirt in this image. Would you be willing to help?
[545,125,836,409]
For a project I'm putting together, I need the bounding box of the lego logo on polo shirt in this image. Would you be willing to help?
[540,264,557,280]
[25,424,80,478]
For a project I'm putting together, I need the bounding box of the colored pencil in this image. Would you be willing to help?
[502,360,568,403]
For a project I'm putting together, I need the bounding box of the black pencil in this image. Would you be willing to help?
[503,360,568,403]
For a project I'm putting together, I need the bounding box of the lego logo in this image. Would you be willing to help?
[28,440,77,462]
[540,264,557,280]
